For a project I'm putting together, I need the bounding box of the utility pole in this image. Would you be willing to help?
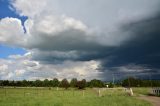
[112,73,115,87]
[128,76,131,88]
[149,74,153,88]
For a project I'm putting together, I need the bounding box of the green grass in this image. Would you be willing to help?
[0,87,152,106]
[132,87,151,95]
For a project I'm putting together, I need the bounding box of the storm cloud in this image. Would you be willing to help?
[0,0,160,80]
[100,13,160,80]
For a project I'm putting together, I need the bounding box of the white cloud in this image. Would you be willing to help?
[0,64,9,78]
[11,0,160,26]
[15,69,26,76]
[2,0,158,49]
[0,64,8,71]
[0,17,26,46]
[0,53,101,80]
[6,0,159,49]
[11,0,48,17]
[32,15,88,34]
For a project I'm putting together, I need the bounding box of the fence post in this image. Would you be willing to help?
[63,90,64,96]
[98,89,101,97]
[129,88,133,96]
[83,90,84,97]
[73,90,74,96]
[5,88,6,96]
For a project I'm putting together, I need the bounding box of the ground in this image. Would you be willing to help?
[0,87,154,106]
[138,95,160,106]
[133,87,160,106]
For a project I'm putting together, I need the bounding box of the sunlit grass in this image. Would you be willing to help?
[0,87,152,106]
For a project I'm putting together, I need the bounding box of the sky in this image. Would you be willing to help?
[0,0,160,81]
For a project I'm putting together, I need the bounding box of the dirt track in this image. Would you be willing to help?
[138,95,160,106]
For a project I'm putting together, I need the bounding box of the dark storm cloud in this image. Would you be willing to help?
[32,13,160,69]
[105,14,160,67]
[29,12,160,80]
[100,13,160,80]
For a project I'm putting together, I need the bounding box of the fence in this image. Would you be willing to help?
[151,87,160,96]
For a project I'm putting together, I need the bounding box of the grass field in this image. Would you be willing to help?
[0,87,152,106]
[132,87,151,96]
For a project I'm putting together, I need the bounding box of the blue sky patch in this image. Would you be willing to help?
[0,44,26,58]
[0,0,27,58]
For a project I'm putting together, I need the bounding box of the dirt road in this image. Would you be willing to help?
[138,95,160,106]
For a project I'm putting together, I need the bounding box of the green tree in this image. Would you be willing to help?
[35,80,42,87]
[52,78,59,87]
[43,79,49,87]
[60,79,70,89]
[122,77,140,87]
[108,82,113,88]
[22,80,28,87]
[76,79,86,89]
[70,78,77,87]
[89,79,105,88]
[3,80,9,86]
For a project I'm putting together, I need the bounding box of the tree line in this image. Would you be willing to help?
[0,78,105,89]
[0,77,160,88]
[122,77,160,87]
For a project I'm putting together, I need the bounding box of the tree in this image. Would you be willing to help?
[70,78,77,87]
[52,78,59,87]
[122,77,140,87]
[3,80,9,86]
[16,81,22,87]
[76,79,86,89]
[60,79,70,89]
[89,79,105,88]
[43,79,50,87]
[34,80,42,87]
[0,80,3,87]
[22,80,28,87]
[82,79,86,88]
[108,82,113,88]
